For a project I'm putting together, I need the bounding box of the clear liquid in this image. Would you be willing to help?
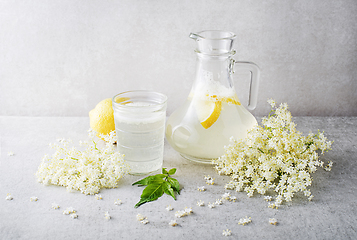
[166,95,257,162]
[114,103,166,175]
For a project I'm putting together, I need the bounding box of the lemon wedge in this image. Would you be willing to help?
[196,99,222,129]
[194,94,241,129]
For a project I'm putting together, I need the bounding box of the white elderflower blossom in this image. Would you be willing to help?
[238,216,252,226]
[30,197,38,202]
[222,229,232,236]
[215,199,223,205]
[63,207,76,215]
[35,130,127,195]
[51,203,60,209]
[175,207,193,218]
[175,210,187,218]
[229,196,237,202]
[184,207,193,214]
[197,200,205,206]
[269,218,278,225]
[114,199,122,205]
[95,194,102,200]
[136,214,146,221]
[104,211,111,220]
[169,219,178,226]
[324,161,333,171]
[8,151,14,156]
[208,202,215,209]
[222,192,230,200]
[204,175,215,185]
[224,183,235,190]
[70,213,78,219]
[264,196,273,202]
[5,194,13,200]
[166,205,174,211]
[141,219,149,224]
[213,100,333,207]
[206,179,215,185]
[268,203,279,209]
[198,186,206,192]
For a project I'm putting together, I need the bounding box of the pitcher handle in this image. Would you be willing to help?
[233,61,260,110]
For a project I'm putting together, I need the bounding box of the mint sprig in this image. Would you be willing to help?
[133,168,180,208]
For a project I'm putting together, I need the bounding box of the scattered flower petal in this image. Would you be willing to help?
[222,229,232,236]
[198,186,206,192]
[264,196,273,202]
[166,205,174,211]
[141,219,149,224]
[104,211,111,220]
[63,207,76,215]
[5,194,13,200]
[114,199,122,205]
[30,196,38,202]
[229,196,237,202]
[222,192,230,200]
[136,214,145,221]
[269,218,278,225]
[51,203,60,209]
[184,207,193,214]
[204,175,215,185]
[175,210,187,218]
[238,216,252,226]
[169,220,178,226]
[197,200,205,206]
[208,202,215,209]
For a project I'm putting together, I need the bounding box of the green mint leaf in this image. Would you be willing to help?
[163,182,176,200]
[167,177,180,194]
[168,168,176,175]
[133,168,181,208]
[132,174,166,186]
[134,183,164,208]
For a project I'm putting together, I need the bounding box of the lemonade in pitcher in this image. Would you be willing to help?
[166,30,260,163]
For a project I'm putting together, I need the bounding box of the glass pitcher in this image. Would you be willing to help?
[166,30,260,163]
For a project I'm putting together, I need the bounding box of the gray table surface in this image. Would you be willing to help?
[1,116,356,240]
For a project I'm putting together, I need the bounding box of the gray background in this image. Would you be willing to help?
[1,0,356,117]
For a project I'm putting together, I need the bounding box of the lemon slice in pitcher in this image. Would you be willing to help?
[196,99,222,129]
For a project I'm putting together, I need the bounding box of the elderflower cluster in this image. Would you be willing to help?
[214,100,333,207]
[35,130,128,195]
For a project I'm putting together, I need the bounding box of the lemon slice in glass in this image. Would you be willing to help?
[195,99,222,129]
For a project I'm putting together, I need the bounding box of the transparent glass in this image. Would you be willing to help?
[112,90,167,175]
[166,30,260,163]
